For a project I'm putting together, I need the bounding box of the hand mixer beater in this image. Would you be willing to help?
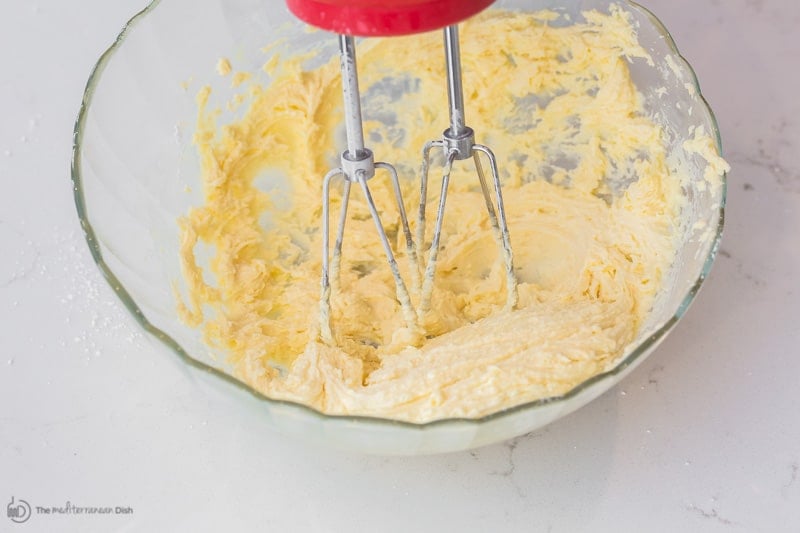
[285,0,518,343]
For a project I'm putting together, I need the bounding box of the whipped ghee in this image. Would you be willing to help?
[175,7,727,422]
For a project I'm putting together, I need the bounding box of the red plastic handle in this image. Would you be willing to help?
[286,0,494,36]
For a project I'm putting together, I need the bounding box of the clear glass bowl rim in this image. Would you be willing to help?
[71,0,728,430]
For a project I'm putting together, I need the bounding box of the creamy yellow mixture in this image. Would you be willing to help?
[175,7,727,422]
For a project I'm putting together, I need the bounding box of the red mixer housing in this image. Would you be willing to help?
[285,0,494,36]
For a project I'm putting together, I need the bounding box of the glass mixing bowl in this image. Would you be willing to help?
[72,0,726,454]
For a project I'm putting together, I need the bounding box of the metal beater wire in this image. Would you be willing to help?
[319,36,418,344]
[417,25,518,315]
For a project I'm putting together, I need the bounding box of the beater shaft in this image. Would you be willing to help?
[444,25,467,137]
[340,35,366,156]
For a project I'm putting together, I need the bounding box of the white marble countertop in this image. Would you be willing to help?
[1,0,798,531]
